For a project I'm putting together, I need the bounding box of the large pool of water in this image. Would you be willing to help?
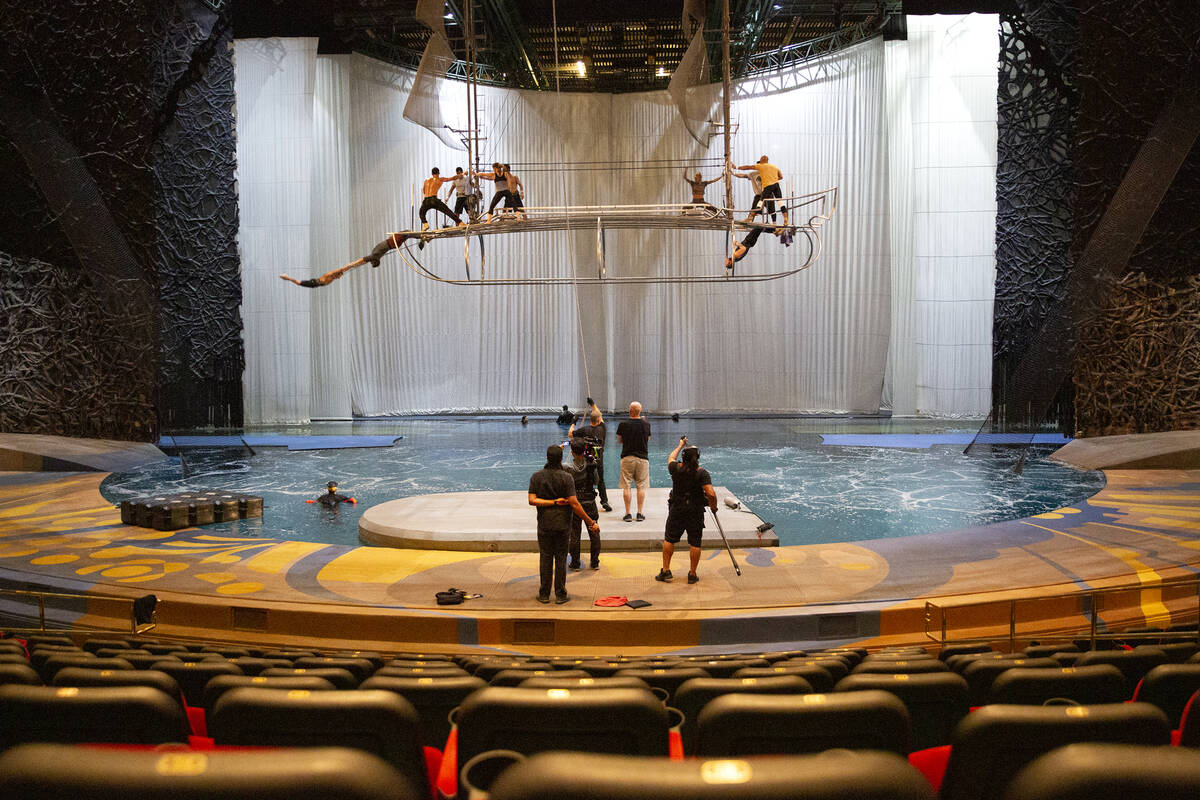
[99,418,1106,547]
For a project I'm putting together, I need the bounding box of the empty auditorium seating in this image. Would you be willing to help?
[1075,647,1168,694]
[260,665,358,689]
[360,673,486,745]
[209,686,429,788]
[961,657,1059,705]
[0,743,426,800]
[693,689,910,756]
[937,643,994,662]
[987,664,1128,706]
[852,657,949,675]
[781,657,850,682]
[153,659,244,706]
[1130,664,1200,727]
[52,666,186,709]
[733,663,835,691]
[488,749,934,800]
[0,662,40,686]
[613,666,710,701]
[201,674,337,715]
[0,684,191,748]
[1006,742,1200,800]
[293,655,376,683]
[447,685,668,798]
[37,655,134,684]
[672,675,813,752]
[833,671,969,750]
[937,703,1171,800]
[489,668,589,686]
[1150,641,1200,663]
[1024,643,1080,659]
[517,675,653,692]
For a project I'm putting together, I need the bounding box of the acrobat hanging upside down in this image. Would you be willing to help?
[308,481,357,508]
[280,232,411,289]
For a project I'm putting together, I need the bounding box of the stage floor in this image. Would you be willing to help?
[1,431,1198,653]
[358,488,777,551]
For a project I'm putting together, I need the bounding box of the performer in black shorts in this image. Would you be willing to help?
[656,436,718,584]
[280,233,410,288]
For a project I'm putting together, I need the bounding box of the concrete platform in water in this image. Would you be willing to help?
[358,488,778,551]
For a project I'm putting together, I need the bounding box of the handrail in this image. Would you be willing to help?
[924,575,1200,651]
[0,588,157,635]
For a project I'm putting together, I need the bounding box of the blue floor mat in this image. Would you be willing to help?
[820,433,1070,449]
[160,435,402,451]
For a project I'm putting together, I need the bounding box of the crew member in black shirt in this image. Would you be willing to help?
[556,404,577,425]
[309,481,357,508]
[616,401,651,522]
[564,438,602,569]
[656,436,718,584]
[568,398,612,511]
[528,445,599,604]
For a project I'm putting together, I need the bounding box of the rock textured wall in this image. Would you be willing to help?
[0,0,242,439]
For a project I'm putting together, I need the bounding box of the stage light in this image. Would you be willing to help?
[575,60,586,78]
[657,67,668,78]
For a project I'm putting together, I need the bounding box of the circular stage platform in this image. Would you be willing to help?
[358,488,778,551]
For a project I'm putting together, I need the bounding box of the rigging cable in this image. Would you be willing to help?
[554,0,593,403]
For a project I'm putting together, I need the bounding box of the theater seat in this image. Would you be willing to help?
[1075,648,1168,695]
[0,684,190,748]
[834,672,969,751]
[694,689,910,757]
[359,674,486,746]
[52,667,185,710]
[0,662,40,687]
[209,687,428,789]
[852,659,949,675]
[673,675,813,753]
[961,657,1059,706]
[733,664,835,692]
[259,666,357,689]
[152,660,245,707]
[0,743,426,800]
[516,676,653,692]
[937,703,1171,800]
[1005,743,1198,800]
[489,668,589,687]
[987,665,1127,706]
[38,655,133,684]
[613,667,711,703]
[201,674,336,716]
[488,750,934,800]
[1131,664,1200,728]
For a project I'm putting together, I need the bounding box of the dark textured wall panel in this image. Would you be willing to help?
[151,2,244,430]
[0,0,157,440]
[992,2,1077,414]
[1071,0,1200,434]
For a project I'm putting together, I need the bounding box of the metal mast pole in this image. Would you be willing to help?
[722,0,733,211]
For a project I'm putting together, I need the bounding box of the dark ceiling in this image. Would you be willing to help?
[233,1,914,93]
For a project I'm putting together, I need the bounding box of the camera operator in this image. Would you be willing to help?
[528,444,598,604]
[568,397,612,512]
[564,438,602,570]
[656,436,717,585]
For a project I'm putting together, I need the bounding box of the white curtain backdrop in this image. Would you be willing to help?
[235,14,997,422]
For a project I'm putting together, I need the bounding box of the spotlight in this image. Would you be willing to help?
[575,60,586,78]
[756,522,774,534]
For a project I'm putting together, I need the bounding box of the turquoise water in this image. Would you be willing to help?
[99,418,1105,547]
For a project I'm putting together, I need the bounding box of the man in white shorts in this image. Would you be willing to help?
[616,401,652,522]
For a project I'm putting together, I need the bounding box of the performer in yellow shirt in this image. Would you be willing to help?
[735,155,788,226]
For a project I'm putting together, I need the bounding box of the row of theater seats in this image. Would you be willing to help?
[4,633,1200,799]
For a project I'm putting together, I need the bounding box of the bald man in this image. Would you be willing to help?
[616,401,652,522]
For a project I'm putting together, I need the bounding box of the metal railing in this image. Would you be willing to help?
[0,588,157,636]
[925,575,1200,651]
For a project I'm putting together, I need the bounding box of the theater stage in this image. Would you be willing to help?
[0,432,1198,654]
[358,489,778,551]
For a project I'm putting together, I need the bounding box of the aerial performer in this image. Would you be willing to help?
[279,233,411,289]
[420,167,463,231]
[502,164,527,220]
[473,163,511,221]
[734,155,788,226]
[732,168,764,222]
[682,167,724,212]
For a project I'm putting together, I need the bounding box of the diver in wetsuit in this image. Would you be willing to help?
[308,481,357,508]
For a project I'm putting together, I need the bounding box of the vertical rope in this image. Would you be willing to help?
[553,0,592,401]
